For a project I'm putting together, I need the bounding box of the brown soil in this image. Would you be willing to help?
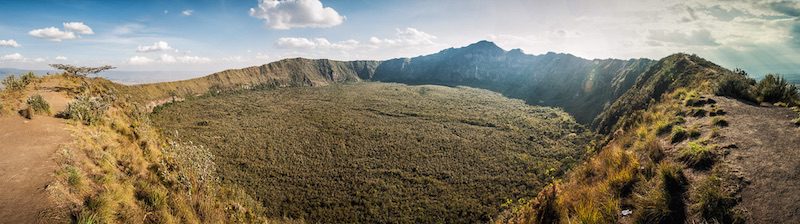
[0,89,72,224]
[715,96,800,223]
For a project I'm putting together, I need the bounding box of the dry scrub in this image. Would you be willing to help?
[152,82,592,223]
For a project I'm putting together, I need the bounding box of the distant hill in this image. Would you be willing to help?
[371,40,655,124]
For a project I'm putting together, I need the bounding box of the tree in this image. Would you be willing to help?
[49,64,116,77]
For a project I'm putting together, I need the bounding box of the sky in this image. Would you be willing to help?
[0,0,799,77]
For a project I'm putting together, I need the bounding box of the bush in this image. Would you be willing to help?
[715,75,756,102]
[20,72,37,86]
[26,94,51,115]
[59,95,109,125]
[678,142,715,169]
[2,75,24,91]
[756,74,798,104]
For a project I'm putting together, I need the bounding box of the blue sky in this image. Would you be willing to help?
[1,0,799,77]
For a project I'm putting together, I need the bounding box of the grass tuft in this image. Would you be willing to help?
[678,141,716,169]
[26,94,51,115]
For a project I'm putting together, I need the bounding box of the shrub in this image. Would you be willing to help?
[20,72,37,85]
[690,175,738,223]
[634,162,687,224]
[678,142,715,169]
[59,95,109,125]
[2,75,24,91]
[756,74,798,104]
[26,94,51,115]
[670,126,688,143]
[714,75,756,102]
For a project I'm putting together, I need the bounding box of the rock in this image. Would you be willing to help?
[622,209,633,216]
[18,107,33,119]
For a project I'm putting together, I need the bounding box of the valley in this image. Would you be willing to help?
[151,82,591,223]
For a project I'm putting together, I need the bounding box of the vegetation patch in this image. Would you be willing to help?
[152,83,591,223]
[26,94,51,115]
[678,141,716,169]
[633,162,688,224]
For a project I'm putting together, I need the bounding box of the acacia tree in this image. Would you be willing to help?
[49,64,116,77]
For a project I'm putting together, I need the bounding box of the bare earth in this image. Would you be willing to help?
[0,89,71,224]
[715,96,800,223]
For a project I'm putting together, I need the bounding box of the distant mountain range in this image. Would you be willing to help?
[0,68,209,85]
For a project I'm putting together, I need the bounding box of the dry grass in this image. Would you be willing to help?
[152,82,592,223]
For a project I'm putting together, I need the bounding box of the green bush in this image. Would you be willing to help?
[756,74,798,104]
[714,75,756,102]
[26,94,51,115]
[59,96,109,125]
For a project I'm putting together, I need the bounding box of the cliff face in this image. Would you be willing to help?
[123,58,380,102]
[371,41,656,124]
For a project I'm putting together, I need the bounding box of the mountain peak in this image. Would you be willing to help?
[466,40,501,50]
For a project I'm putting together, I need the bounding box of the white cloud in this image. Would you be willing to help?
[177,55,211,63]
[256,53,270,60]
[1,53,25,61]
[276,37,359,50]
[160,54,177,63]
[28,22,94,42]
[0,39,20,47]
[137,41,174,52]
[131,54,210,65]
[55,56,67,60]
[129,56,154,65]
[63,22,94,35]
[369,28,437,47]
[182,9,193,16]
[249,0,345,29]
[28,27,77,42]
[33,58,45,62]
[222,56,244,62]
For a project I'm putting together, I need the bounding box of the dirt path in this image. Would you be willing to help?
[715,97,800,223]
[0,90,72,224]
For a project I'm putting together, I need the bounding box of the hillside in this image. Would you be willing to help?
[495,53,800,223]
[371,41,655,124]
[123,58,379,103]
[151,82,592,223]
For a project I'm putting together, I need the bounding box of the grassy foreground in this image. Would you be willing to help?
[152,82,592,223]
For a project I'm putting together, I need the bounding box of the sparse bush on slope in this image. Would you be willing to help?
[756,74,798,104]
[26,94,51,115]
[58,95,110,125]
[714,70,756,102]
[2,75,25,91]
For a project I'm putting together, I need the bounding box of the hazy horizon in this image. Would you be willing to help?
[1,0,800,76]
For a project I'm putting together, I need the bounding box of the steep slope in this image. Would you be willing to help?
[371,40,655,124]
[593,53,733,134]
[494,54,796,223]
[123,58,379,103]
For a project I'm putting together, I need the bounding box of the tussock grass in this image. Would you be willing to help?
[711,117,729,127]
[678,141,716,169]
[633,162,687,224]
[690,175,740,223]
